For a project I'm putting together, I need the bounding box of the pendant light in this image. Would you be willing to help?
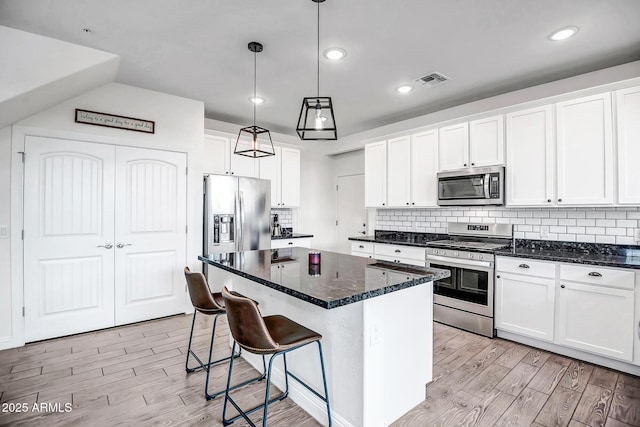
[234,41,275,158]
[296,0,338,141]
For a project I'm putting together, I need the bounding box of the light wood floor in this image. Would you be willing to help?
[1,315,639,427]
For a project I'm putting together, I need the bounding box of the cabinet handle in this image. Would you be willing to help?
[359,245,364,249]
[588,271,602,277]
[637,321,640,340]
[382,272,386,275]
[547,199,552,203]
[518,263,530,269]
[561,284,565,288]
[557,198,562,202]
[231,172,234,175]
[464,163,467,167]
[288,242,293,245]
[394,249,401,253]
[382,203,385,206]
[406,202,409,205]
[496,275,501,279]
[412,202,415,205]
[471,163,475,166]
[225,171,229,174]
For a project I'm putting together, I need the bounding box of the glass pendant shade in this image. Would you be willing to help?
[235,125,275,158]
[296,96,337,140]
[234,41,275,158]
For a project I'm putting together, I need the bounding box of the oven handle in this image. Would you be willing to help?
[427,255,494,270]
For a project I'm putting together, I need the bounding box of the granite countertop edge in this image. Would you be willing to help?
[272,233,314,240]
[199,255,448,309]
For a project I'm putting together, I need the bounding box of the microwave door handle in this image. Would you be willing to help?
[483,174,491,198]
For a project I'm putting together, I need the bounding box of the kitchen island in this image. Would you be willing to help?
[199,248,449,427]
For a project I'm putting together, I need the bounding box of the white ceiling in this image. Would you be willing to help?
[1,0,640,138]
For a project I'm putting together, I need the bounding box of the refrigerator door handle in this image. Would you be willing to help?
[238,190,245,251]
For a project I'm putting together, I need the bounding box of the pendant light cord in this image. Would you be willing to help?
[253,49,257,126]
[317,0,320,98]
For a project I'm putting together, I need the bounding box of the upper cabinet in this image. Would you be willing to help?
[386,136,411,207]
[259,146,300,208]
[505,105,555,206]
[506,93,614,207]
[439,115,504,172]
[556,93,613,205]
[364,140,387,207]
[616,86,640,204]
[203,134,259,178]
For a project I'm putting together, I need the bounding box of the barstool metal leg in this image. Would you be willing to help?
[185,311,198,373]
[317,341,332,427]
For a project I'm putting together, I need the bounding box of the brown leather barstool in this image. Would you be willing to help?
[221,286,331,427]
[183,267,266,400]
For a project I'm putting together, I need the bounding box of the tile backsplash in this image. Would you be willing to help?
[271,208,293,228]
[376,207,640,245]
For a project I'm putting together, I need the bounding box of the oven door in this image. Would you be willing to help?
[427,256,494,317]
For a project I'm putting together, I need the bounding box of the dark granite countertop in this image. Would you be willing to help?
[199,247,449,309]
[271,233,314,240]
[495,246,640,270]
[349,231,448,248]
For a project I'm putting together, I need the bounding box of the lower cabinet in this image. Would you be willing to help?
[373,243,426,267]
[496,256,636,364]
[557,280,634,362]
[351,241,374,258]
[495,273,555,342]
[271,238,311,249]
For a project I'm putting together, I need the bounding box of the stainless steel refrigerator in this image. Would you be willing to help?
[203,175,271,257]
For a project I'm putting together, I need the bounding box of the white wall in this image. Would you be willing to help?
[3,82,204,349]
[0,126,12,342]
[0,25,119,129]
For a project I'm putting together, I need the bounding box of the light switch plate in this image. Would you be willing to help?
[0,225,8,239]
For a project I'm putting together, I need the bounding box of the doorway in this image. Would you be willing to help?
[336,174,366,254]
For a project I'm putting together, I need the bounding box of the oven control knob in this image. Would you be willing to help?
[468,254,474,259]
[477,254,483,260]
[453,251,459,257]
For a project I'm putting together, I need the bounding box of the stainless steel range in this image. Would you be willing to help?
[426,223,513,337]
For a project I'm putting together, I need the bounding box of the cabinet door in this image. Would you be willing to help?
[438,122,469,171]
[556,93,613,205]
[505,106,555,206]
[280,147,301,207]
[364,141,387,207]
[386,136,411,207]
[411,130,438,207]
[203,135,231,175]
[557,281,633,361]
[495,273,555,342]
[616,86,640,204]
[259,146,281,207]
[469,115,504,167]
[230,140,259,178]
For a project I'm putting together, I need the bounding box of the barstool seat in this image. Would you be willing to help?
[183,267,266,400]
[221,286,331,427]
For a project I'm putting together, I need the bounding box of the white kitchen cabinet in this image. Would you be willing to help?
[351,241,374,258]
[495,272,555,342]
[555,93,613,205]
[410,130,439,207]
[505,105,555,206]
[364,140,387,207]
[203,134,231,175]
[439,116,504,172]
[271,237,311,249]
[438,122,469,171]
[260,146,300,207]
[469,115,504,168]
[557,279,633,362]
[203,134,259,178]
[386,136,411,207]
[616,85,640,204]
[373,243,426,267]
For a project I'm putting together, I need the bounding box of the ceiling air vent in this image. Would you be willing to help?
[413,72,450,88]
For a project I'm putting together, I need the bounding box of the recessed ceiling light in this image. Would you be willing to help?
[549,26,579,41]
[249,97,265,104]
[323,47,346,61]
[396,85,413,94]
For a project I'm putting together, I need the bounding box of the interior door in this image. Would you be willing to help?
[113,146,187,325]
[24,136,116,342]
[336,174,366,254]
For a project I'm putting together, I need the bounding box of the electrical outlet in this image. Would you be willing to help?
[635,229,640,243]
[540,226,549,239]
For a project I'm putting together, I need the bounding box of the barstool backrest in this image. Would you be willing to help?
[222,286,278,353]
[184,267,224,314]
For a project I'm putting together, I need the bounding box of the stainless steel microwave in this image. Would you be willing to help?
[437,166,504,206]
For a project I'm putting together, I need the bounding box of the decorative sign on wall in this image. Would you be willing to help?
[75,109,155,134]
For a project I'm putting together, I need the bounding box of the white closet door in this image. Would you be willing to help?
[24,136,116,342]
[113,146,187,325]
